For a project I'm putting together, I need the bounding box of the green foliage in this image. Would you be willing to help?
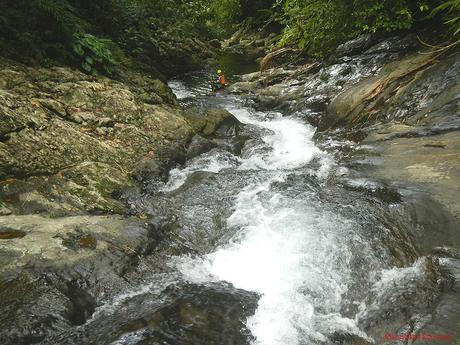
[31,0,88,37]
[126,0,214,36]
[353,0,415,33]
[210,0,242,34]
[277,0,350,55]
[273,0,454,56]
[72,33,117,75]
[0,0,218,75]
[3,0,458,76]
[431,0,460,36]
[31,0,119,75]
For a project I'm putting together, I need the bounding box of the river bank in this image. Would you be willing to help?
[0,53,244,343]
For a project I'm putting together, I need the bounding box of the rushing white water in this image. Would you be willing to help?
[161,149,240,192]
[161,103,329,191]
[180,178,367,344]
[167,80,197,99]
[167,98,369,344]
[227,107,323,171]
[83,70,452,345]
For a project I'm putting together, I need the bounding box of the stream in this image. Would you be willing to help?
[54,58,458,345]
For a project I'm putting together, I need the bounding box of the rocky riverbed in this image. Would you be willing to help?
[0,32,459,345]
[223,32,460,341]
[0,56,244,344]
[229,33,460,229]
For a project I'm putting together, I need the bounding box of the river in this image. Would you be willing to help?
[55,60,457,345]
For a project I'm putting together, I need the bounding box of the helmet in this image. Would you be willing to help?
[217,69,222,74]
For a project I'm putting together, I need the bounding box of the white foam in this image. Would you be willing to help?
[168,80,194,99]
[165,100,364,344]
[225,106,324,171]
[178,176,367,344]
[355,258,427,324]
[110,330,145,345]
[372,258,426,298]
[161,105,327,192]
[161,149,240,192]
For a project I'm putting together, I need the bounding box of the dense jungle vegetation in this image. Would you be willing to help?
[0,0,458,75]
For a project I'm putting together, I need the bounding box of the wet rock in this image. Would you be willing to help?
[186,108,242,137]
[227,80,260,94]
[0,214,158,344]
[0,57,194,214]
[259,67,294,87]
[183,109,252,157]
[341,177,401,203]
[323,51,438,130]
[46,282,259,345]
[357,256,448,339]
[182,107,244,158]
[260,47,303,71]
[186,135,218,160]
[0,215,147,273]
[134,158,168,183]
[234,34,444,127]
[0,163,132,215]
[134,140,189,184]
[0,270,71,345]
[363,33,419,55]
[324,47,459,131]
[239,71,260,82]
[0,228,26,239]
[329,331,372,345]
[367,131,460,222]
[65,281,97,326]
[60,229,98,251]
[417,256,460,340]
[134,283,258,345]
[335,34,374,58]
[393,189,460,254]
[432,246,460,259]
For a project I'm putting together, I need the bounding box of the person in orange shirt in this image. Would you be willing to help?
[212,69,227,91]
[217,69,226,86]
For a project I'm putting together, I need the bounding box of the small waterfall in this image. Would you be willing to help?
[168,94,373,344]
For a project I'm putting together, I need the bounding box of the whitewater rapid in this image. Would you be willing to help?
[78,74,449,345]
[165,100,370,344]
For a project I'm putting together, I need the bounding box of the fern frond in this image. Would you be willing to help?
[32,0,88,36]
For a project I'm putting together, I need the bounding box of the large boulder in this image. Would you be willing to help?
[0,58,194,215]
[365,130,460,222]
[183,108,242,137]
[322,47,459,130]
[334,34,374,58]
[0,214,155,344]
[1,59,250,215]
[133,108,244,183]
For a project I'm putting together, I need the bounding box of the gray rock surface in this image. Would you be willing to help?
[0,57,245,343]
[232,36,459,225]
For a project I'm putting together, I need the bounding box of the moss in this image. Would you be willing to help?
[60,228,98,251]
[78,234,97,249]
[319,72,329,82]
